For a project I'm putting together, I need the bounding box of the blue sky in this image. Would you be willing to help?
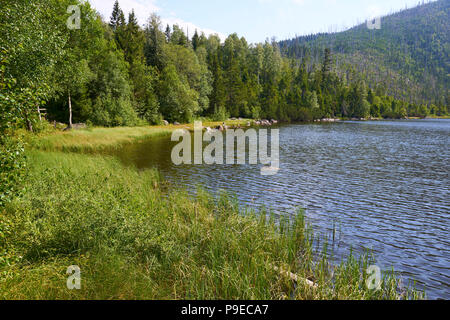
[88,0,434,43]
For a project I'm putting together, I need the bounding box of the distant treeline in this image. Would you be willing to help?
[1,0,448,133]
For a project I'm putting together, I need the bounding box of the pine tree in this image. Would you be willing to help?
[110,2,127,52]
[170,25,188,47]
[322,48,332,75]
[109,0,122,30]
[123,10,144,64]
[144,14,167,71]
[165,24,171,42]
[192,30,200,51]
[209,51,226,117]
[118,10,126,27]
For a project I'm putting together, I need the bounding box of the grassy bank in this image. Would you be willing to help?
[28,119,251,152]
[425,115,450,119]
[0,126,424,299]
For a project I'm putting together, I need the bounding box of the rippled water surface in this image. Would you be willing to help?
[110,119,450,299]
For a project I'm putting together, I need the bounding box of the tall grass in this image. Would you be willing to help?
[28,126,172,152]
[27,119,251,153]
[0,150,424,299]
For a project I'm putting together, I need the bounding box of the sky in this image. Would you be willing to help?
[88,0,435,43]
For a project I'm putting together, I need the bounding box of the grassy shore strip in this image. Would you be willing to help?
[424,115,450,119]
[28,116,449,152]
[0,126,424,299]
[28,119,251,153]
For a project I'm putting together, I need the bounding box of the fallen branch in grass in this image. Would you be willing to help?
[273,265,318,288]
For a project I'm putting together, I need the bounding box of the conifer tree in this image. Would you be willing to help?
[165,24,171,42]
[192,30,200,51]
[123,10,144,65]
[144,14,167,71]
[109,0,122,30]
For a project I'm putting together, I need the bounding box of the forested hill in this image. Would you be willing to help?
[279,0,449,106]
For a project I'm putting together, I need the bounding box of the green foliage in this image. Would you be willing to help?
[157,65,199,123]
[0,54,25,207]
[144,14,167,71]
[0,0,67,206]
[0,137,26,207]
[280,0,449,108]
[4,0,446,133]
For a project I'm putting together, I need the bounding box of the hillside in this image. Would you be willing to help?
[279,0,449,107]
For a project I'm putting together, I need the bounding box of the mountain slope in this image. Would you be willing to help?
[279,0,449,106]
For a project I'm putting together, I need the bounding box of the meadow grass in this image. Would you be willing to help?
[28,119,251,153]
[28,126,173,152]
[0,123,424,299]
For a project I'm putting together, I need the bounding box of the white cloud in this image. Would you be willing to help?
[88,0,159,25]
[88,0,225,40]
[366,4,383,19]
[258,0,307,5]
[161,17,226,41]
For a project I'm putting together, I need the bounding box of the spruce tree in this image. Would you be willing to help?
[124,10,144,64]
[165,24,171,42]
[192,30,200,51]
[109,0,122,30]
[144,14,167,71]
[322,48,332,75]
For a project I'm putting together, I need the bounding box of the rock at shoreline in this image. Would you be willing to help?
[252,119,278,126]
[320,118,340,122]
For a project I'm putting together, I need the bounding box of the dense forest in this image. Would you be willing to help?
[0,0,448,203]
[279,0,449,109]
[3,0,448,132]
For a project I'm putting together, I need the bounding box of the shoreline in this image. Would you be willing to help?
[0,121,427,299]
[28,115,449,152]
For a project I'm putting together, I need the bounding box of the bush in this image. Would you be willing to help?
[92,95,140,127]
[0,136,26,207]
[211,105,230,121]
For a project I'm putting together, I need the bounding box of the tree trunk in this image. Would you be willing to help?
[23,109,33,132]
[68,90,73,129]
[26,118,33,132]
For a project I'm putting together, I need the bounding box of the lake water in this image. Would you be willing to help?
[109,119,450,299]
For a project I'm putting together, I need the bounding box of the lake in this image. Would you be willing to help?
[109,119,450,299]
